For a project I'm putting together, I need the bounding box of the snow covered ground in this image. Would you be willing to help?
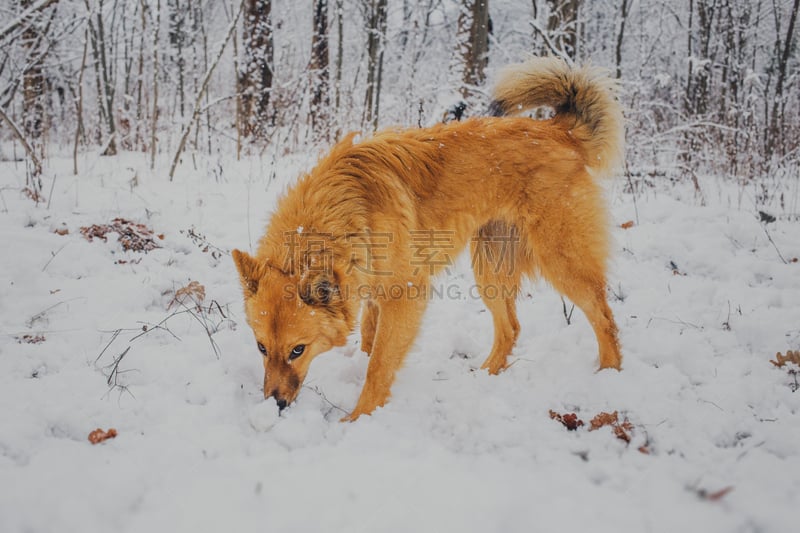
[1,150,798,533]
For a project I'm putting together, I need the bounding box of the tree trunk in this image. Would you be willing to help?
[614,0,630,79]
[168,0,244,180]
[150,0,160,169]
[767,0,799,158]
[168,0,186,119]
[458,0,490,100]
[21,5,44,145]
[362,0,387,131]
[74,29,89,175]
[310,0,330,139]
[334,0,343,117]
[85,0,118,155]
[240,0,273,139]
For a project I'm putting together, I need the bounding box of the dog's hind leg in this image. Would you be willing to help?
[471,222,523,374]
[343,295,428,421]
[531,215,622,370]
[359,299,379,355]
[549,272,621,370]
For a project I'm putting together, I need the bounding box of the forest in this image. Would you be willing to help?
[1,0,798,196]
[2,3,800,531]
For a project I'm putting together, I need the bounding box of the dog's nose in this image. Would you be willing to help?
[276,398,288,411]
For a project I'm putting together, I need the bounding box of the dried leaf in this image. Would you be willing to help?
[16,334,45,344]
[549,409,584,431]
[168,281,206,310]
[88,428,117,444]
[53,227,69,236]
[695,486,734,502]
[590,411,633,443]
[620,220,635,229]
[589,411,619,430]
[770,350,800,368]
[80,218,160,253]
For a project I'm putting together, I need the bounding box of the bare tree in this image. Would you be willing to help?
[20,0,56,164]
[458,0,490,100]
[84,0,118,155]
[167,0,187,119]
[240,0,273,139]
[614,0,630,79]
[766,0,799,159]
[150,0,160,169]
[362,0,387,131]
[168,0,244,180]
[310,0,330,139]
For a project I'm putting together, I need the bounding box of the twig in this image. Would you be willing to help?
[26,298,83,328]
[129,312,183,342]
[176,299,221,358]
[101,346,138,400]
[646,316,704,331]
[760,220,788,264]
[561,296,575,326]
[624,161,640,225]
[305,385,348,415]
[95,329,122,364]
[0,0,59,40]
[529,20,574,65]
[41,243,68,272]
[46,172,57,210]
[0,104,42,176]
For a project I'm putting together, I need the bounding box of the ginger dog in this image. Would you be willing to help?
[233,57,624,421]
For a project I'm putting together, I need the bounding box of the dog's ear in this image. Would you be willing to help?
[232,249,261,298]
[299,270,340,307]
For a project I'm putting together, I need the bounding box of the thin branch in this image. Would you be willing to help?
[761,220,788,264]
[0,0,59,41]
[529,20,574,65]
[0,104,42,176]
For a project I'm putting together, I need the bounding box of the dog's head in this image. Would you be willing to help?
[232,249,351,410]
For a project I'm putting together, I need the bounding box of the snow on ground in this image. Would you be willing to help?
[1,150,799,533]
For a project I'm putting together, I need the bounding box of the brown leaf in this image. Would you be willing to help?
[16,334,46,344]
[589,411,619,430]
[549,409,585,431]
[770,350,800,368]
[168,280,206,310]
[697,486,734,502]
[590,411,634,443]
[88,428,117,444]
[80,218,160,253]
[53,227,69,236]
[620,220,635,229]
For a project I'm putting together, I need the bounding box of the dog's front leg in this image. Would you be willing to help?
[342,297,427,421]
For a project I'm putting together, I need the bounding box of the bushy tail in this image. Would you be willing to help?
[489,57,624,176]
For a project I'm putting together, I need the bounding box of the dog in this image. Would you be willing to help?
[232,57,624,421]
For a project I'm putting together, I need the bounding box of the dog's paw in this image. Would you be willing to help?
[340,410,364,423]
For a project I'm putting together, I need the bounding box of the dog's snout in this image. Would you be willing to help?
[276,398,288,411]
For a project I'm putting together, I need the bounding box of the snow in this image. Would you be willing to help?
[1,152,799,533]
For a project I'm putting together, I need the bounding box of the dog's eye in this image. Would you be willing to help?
[289,344,305,360]
[257,342,267,355]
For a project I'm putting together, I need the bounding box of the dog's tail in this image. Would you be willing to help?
[489,57,624,176]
